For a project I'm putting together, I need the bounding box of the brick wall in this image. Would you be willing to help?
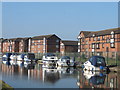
[78,31,120,58]
[31,39,44,53]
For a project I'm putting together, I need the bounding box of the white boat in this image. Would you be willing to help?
[10,53,18,60]
[83,70,106,85]
[57,56,75,67]
[17,53,35,62]
[83,56,107,71]
[2,53,12,64]
[2,53,12,60]
[42,53,58,67]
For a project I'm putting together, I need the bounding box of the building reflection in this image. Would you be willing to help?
[2,61,119,88]
[77,70,118,89]
[1,61,77,84]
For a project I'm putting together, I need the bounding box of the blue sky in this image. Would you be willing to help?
[2,2,118,40]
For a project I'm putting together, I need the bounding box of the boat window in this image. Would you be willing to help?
[89,57,93,63]
[96,57,105,64]
[61,56,70,59]
[45,53,55,57]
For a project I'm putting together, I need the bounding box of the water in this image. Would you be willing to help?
[1,60,119,89]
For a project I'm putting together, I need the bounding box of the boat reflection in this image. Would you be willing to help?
[1,60,119,88]
[77,70,118,89]
[2,60,78,84]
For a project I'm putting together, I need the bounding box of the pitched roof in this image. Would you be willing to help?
[32,34,61,40]
[61,40,78,46]
[80,27,120,38]
[9,38,23,41]
[79,31,92,38]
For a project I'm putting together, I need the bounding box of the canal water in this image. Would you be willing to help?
[1,61,119,89]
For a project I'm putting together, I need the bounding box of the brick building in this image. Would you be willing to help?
[31,34,61,53]
[60,40,78,54]
[77,28,120,57]
[2,38,22,53]
[19,37,31,53]
[0,38,4,53]
[2,37,31,53]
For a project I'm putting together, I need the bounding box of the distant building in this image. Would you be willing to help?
[19,37,31,53]
[0,38,4,53]
[77,28,120,57]
[60,40,78,54]
[2,38,31,53]
[31,34,61,53]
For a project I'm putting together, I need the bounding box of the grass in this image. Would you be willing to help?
[0,80,13,90]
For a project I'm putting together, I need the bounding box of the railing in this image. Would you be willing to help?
[1,52,120,66]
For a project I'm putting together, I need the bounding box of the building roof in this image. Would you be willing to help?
[79,27,120,38]
[32,34,61,40]
[3,37,30,42]
[61,40,78,46]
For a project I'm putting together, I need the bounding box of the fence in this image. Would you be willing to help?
[1,51,120,66]
[35,52,120,66]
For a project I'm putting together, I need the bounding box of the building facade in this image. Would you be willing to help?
[19,37,31,53]
[60,40,78,54]
[31,34,61,53]
[2,38,31,53]
[0,38,4,53]
[2,38,22,53]
[78,28,120,58]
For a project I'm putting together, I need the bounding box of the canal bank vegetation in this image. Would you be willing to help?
[0,80,13,90]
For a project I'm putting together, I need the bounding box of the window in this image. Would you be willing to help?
[97,36,100,41]
[102,36,105,40]
[110,43,115,48]
[56,45,59,48]
[89,37,91,41]
[106,37,109,43]
[56,40,59,42]
[32,40,34,43]
[93,37,96,41]
[82,38,84,42]
[38,45,40,48]
[38,40,40,43]
[111,34,115,39]
[82,45,84,49]
[102,43,104,48]
[89,44,91,49]
[92,43,95,49]
[96,43,100,49]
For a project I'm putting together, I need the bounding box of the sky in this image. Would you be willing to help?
[2,2,118,40]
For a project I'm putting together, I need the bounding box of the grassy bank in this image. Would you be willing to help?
[0,80,13,90]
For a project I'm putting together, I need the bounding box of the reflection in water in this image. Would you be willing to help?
[1,60,119,88]
[77,70,118,89]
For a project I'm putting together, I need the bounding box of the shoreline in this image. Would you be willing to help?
[0,80,13,89]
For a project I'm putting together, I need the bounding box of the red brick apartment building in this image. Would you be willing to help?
[60,40,78,54]
[2,37,31,53]
[31,34,61,53]
[0,38,4,52]
[77,28,120,57]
